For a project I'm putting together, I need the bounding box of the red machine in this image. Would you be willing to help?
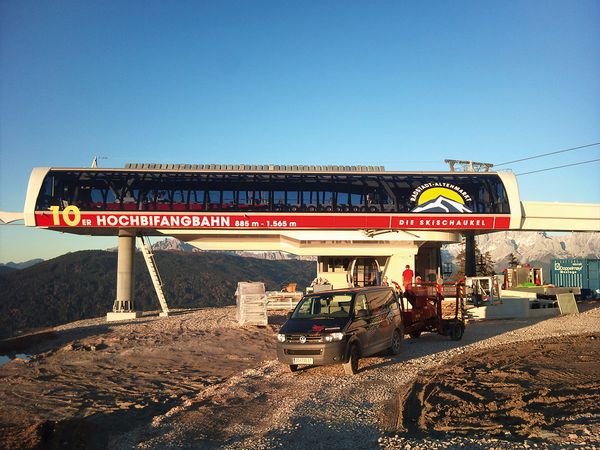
[400,283,465,341]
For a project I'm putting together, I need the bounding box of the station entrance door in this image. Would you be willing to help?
[352,257,380,287]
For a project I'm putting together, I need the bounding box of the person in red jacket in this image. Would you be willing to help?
[402,265,414,291]
[436,274,443,296]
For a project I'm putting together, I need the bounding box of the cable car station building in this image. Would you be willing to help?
[17,163,600,319]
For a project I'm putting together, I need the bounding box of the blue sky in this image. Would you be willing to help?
[1,0,599,263]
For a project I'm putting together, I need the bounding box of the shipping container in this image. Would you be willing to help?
[550,259,600,299]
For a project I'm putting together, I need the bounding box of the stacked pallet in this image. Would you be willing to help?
[236,282,268,326]
[266,291,303,310]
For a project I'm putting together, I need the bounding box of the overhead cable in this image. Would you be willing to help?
[517,158,600,176]
[495,142,600,167]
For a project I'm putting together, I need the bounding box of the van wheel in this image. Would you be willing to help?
[389,329,403,355]
[343,345,360,375]
[289,364,299,372]
[450,323,465,341]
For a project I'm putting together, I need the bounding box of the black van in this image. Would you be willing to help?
[276,287,403,375]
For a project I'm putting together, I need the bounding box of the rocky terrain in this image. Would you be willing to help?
[0,302,598,450]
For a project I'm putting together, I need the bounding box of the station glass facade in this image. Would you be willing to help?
[35,170,510,214]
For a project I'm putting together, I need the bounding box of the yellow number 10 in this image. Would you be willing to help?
[50,205,81,226]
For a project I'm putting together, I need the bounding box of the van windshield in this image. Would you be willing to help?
[291,294,354,319]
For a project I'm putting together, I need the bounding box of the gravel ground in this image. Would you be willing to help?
[124,304,600,450]
[0,306,278,450]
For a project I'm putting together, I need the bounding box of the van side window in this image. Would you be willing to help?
[384,290,397,307]
[354,294,369,316]
[367,289,391,315]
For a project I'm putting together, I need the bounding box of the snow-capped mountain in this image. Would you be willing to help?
[412,196,472,213]
[442,231,600,274]
[149,233,599,270]
[231,251,316,261]
[149,238,202,253]
[149,238,316,261]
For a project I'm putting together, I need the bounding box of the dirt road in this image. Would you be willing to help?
[1,304,599,449]
[390,334,599,442]
[0,307,277,449]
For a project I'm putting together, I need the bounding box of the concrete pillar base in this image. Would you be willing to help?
[106,311,142,322]
[467,298,560,320]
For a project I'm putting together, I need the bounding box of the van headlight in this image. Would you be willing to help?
[277,334,286,343]
[324,332,344,342]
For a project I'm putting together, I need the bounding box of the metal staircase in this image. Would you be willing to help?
[139,236,170,316]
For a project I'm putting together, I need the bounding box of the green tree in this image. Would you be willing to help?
[508,252,519,268]
[480,251,496,276]
[453,240,496,279]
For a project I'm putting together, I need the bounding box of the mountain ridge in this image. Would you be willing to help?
[0,250,314,339]
[148,238,317,261]
[1,233,598,338]
[0,259,44,270]
[442,231,600,276]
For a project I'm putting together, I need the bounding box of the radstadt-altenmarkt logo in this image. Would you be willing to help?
[410,183,472,213]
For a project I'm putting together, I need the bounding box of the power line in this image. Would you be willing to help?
[495,142,600,166]
[517,158,600,176]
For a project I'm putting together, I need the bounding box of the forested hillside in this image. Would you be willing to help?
[0,250,315,339]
